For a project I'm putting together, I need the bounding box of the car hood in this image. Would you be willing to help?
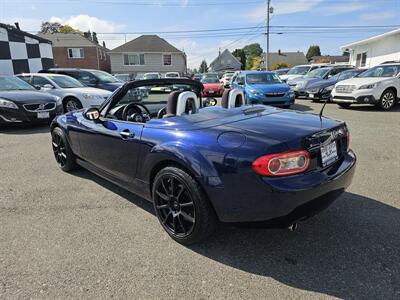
[0,90,58,103]
[66,87,112,96]
[246,83,290,93]
[307,78,337,90]
[336,77,391,88]
[280,74,304,81]
[203,83,222,89]
[99,82,123,91]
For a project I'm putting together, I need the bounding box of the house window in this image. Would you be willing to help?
[356,52,367,67]
[124,54,145,65]
[68,48,84,59]
[163,54,172,66]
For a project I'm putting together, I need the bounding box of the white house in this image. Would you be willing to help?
[341,28,400,68]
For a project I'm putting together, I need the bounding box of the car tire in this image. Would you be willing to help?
[51,127,77,172]
[152,166,217,245]
[338,103,351,109]
[378,89,396,111]
[63,97,82,112]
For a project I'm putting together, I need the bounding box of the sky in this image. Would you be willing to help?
[1,0,399,69]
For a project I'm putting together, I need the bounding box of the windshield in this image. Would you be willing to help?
[90,70,120,83]
[144,73,160,80]
[115,74,130,82]
[0,77,35,91]
[201,78,220,84]
[287,66,309,75]
[358,65,400,78]
[338,70,359,80]
[304,68,330,78]
[246,73,282,84]
[48,75,84,88]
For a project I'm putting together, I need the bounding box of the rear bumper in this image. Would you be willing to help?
[205,150,356,224]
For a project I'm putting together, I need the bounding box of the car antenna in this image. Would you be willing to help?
[319,98,329,120]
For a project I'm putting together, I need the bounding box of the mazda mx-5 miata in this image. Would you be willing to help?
[50,78,356,244]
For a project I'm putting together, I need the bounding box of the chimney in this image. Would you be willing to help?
[14,22,20,30]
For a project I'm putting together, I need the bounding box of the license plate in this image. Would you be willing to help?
[309,94,314,98]
[321,141,338,167]
[209,90,214,93]
[37,112,50,119]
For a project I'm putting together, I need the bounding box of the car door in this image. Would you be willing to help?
[77,115,144,184]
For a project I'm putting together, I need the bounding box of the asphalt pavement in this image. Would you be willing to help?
[0,100,399,299]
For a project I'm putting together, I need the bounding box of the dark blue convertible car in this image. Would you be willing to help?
[51,78,356,244]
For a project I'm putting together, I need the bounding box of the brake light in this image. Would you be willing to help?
[252,150,310,176]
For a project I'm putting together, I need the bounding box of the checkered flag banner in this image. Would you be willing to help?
[0,24,54,75]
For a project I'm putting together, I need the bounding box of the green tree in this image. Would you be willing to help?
[199,60,208,73]
[59,25,78,33]
[243,43,263,68]
[270,62,292,70]
[249,56,262,70]
[232,49,246,70]
[40,22,62,34]
[306,45,321,61]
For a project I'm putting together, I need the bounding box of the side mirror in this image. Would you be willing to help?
[83,107,101,122]
[224,83,230,89]
[34,85,41,90]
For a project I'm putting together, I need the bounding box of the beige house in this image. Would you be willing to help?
[108,35,187,77]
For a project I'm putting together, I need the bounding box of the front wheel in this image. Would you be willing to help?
[51,127,77,172]
[378,89,396,111]
[152,166,217,245]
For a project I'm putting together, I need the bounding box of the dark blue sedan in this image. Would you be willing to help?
[50,78,356,244]
[231,71,295,108]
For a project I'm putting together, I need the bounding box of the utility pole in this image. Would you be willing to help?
[265,0,271,70]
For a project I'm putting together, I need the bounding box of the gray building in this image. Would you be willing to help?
[262,50,308,69]
[209,49,242,72]
[108,35,187,76]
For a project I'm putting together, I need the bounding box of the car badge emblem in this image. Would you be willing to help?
[38,104,45,110]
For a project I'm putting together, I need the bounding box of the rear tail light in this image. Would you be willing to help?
[252,150,310,176]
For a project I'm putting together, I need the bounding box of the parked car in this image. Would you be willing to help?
[193,74,202,81]
[143,73,162,80]
[50,78,356,244]
[331,63,400,110]
[220,72,234,87]
[201,77,224,97]
[305,69,364,102]
[17,73,112,112]
[288,66,354,97]
[280,64,328,82]
[202,73,219,80]
[0,76,62,125]
[39,68,123,92]
[275,68,290,76]
[114,74,131,82]
[231,71,295,108]
[165,72,180,78]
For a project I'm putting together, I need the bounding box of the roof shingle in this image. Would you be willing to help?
[109,35,182,53]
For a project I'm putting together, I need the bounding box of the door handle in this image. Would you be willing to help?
[120,129,135,139]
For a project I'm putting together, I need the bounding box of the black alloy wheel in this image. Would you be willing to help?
[153,167,217,244]
[51,127,77,172]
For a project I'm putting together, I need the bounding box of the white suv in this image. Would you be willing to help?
[331,63,400,110]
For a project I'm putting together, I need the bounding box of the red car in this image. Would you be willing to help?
[201,78,224,97]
